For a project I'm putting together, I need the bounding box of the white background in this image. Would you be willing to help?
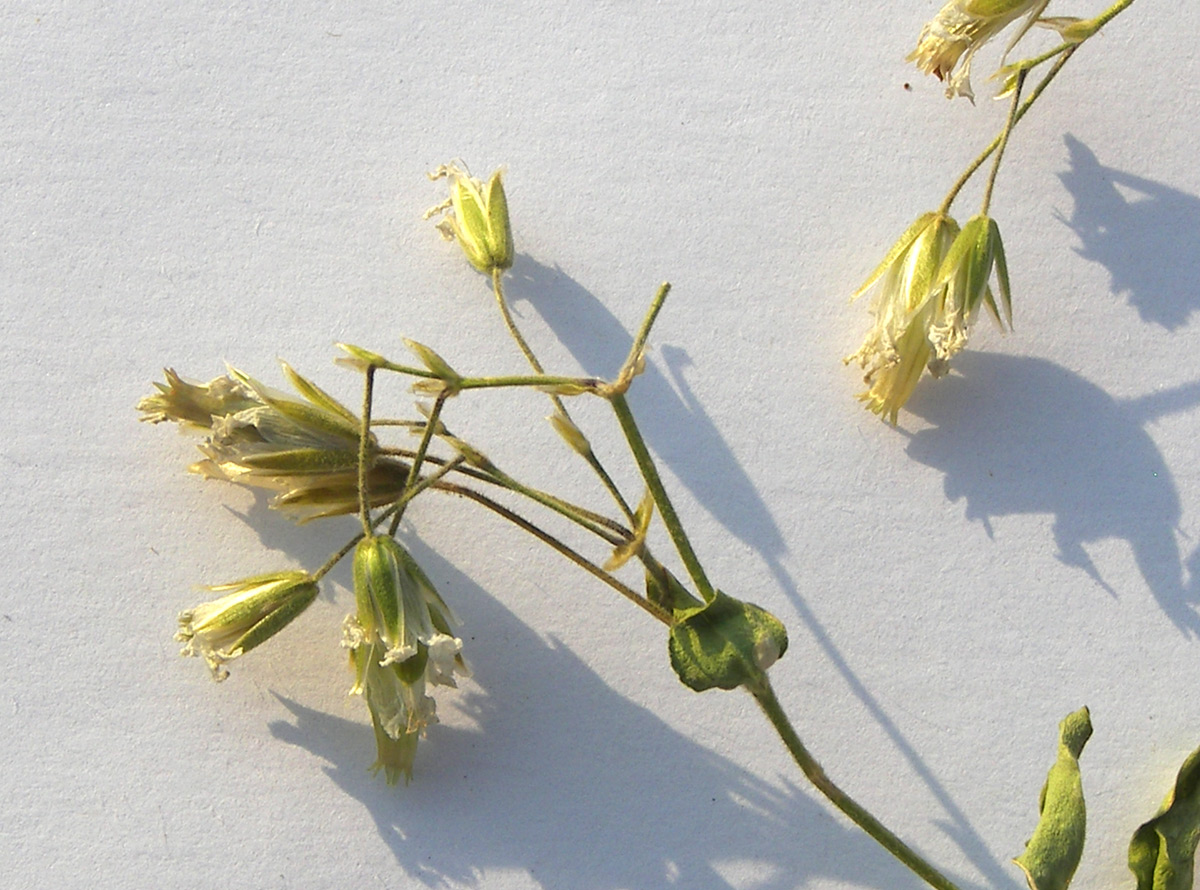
[3,2,1198,889]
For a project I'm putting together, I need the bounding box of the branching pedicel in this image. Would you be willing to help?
[141,3,1198,888]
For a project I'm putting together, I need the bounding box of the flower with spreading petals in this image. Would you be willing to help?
[176,571,318,680]
[909,0,1051,100]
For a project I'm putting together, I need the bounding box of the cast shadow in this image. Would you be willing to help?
[505,255,786,566]
[1057,134,1200,330]
[904,351,1200,635]
[268,543,934,890]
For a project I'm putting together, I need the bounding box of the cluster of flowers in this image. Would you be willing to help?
[139,330,477,782]
[849,0,1097,423]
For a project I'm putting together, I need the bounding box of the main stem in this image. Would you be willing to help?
[610,392,715,601]
[750,678,963,890]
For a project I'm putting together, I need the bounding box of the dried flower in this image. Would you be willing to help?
[909,0,1050,100]
[425,162,514,274]
[139,365,409,521]
[176,571,318,680]
[845,212,959,423]
[846,212,1013,423]
[345,535,469,783]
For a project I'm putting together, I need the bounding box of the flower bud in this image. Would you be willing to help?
[176,571,318,680]
[426,163,514,274]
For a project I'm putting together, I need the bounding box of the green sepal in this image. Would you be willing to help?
[1014,706,1093,890]
[230,580,318,655]
[354,536,402,642]
[237,447,362,474]
[484,170,514,270]
[852,212,937,301]
[990,218,1014,330]
[279,360,360,428]
[668,590,788,692]
[229,366,361,444]
[1129,745,1200,890]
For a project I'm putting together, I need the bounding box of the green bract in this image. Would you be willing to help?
[668,591,788,692]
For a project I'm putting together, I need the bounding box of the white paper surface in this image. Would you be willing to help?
[3,3,1198,889]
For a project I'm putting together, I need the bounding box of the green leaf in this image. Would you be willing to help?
[1014,706,1093,890]
[1129,745,1200,890]
[668,590,788,692]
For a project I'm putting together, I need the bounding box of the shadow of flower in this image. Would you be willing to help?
[904,351,1200,635]
[1057,134,1200,330]
[504,255,787,566]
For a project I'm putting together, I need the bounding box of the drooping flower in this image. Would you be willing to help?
[908,0,1051,100]
[845,212,960,423]
[845,211,1014,423]
[176,571,319,680]
[425,162,514,274]
[344,535,469,784]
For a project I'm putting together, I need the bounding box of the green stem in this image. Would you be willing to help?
[610,392,714,601]
[456,373,604,393]
[357,366,376,537]
[938,49,1073,214]
[936,0,1137,215]
[749,678,963,890]
[979,69,1025,216]
[491,269,637,524]
[434,480,671,624]
[1088,0,1137,32]
[392,392,447,528]
[621,282,671,378]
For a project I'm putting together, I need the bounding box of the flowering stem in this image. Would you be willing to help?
[434,480,671,624]
[623,282,671,376]
[357,366,376,538]
[390,391,448,530]
[610,392,715,602]
[748,677,963,890]
[456,373,604,392]
[938,49,1072,215]
[492,268,637,525]
[980,69,1026,216]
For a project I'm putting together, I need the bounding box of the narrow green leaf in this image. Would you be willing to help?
[1014,706,1093,890]
[1129,745,1200,890]
[668,591,788,692]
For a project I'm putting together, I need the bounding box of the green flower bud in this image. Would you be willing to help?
[426,163,514,274]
